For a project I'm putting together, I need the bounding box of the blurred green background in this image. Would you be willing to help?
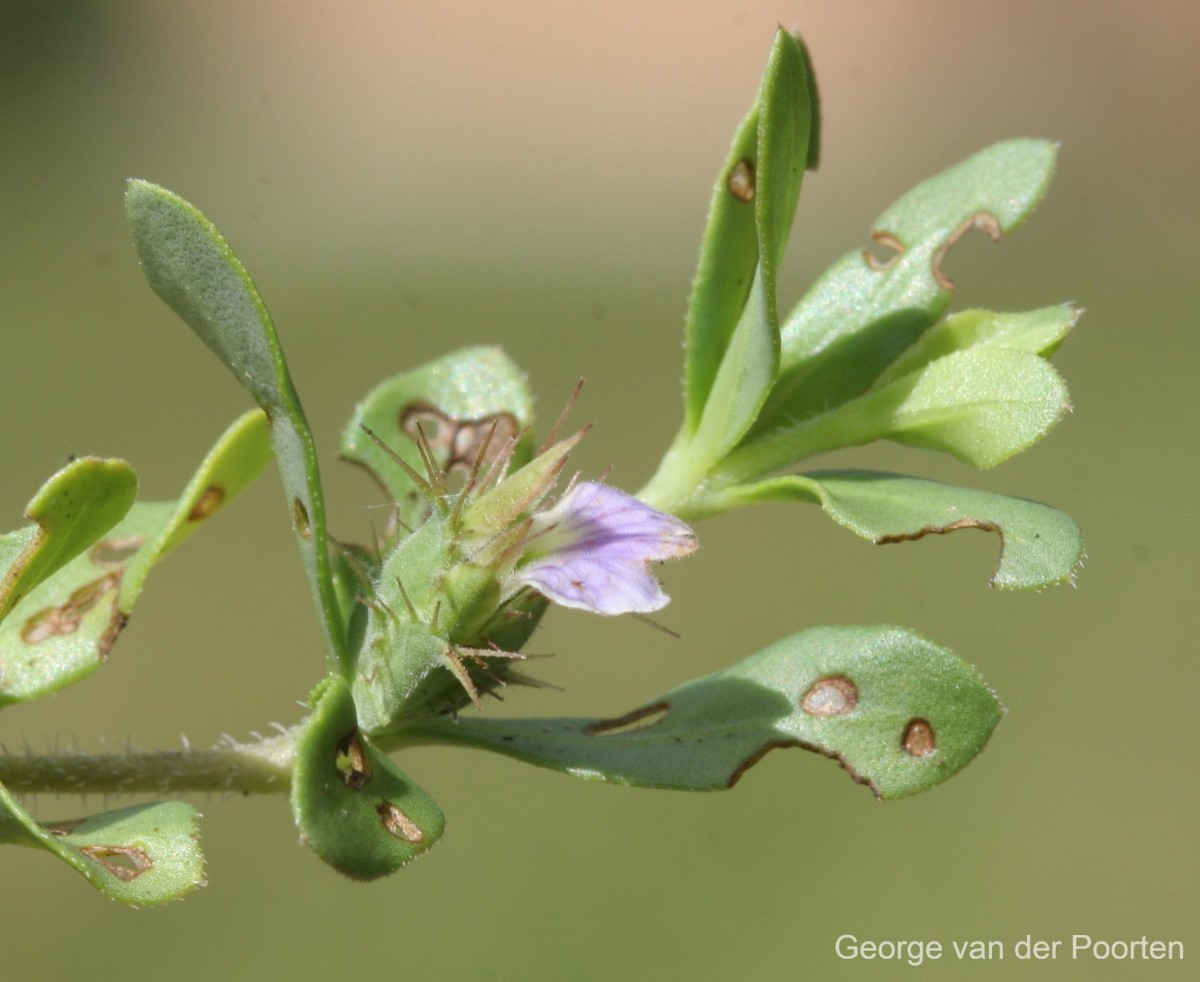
[2,2,1196,979]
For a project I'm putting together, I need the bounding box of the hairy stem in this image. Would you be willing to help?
[0,730,298,796]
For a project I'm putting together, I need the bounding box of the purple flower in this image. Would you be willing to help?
[506,482,697,615]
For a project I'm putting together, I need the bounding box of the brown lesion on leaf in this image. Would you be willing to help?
[187,484,226,522]
[90,536,145,568]
[877,517,1000,545]
[800,676,858,716]
[293,498,312,539]
[902,718,937,757]
[727,158,756,202]
[863,231,904,271]
[725,739,878,796]
[877,518,1005,585]
[21,572,123,652]
[78,844,154,881]
[377,802,424,843]
[931,212,1003,291]
[585,701,670,737]
[335,731,373,790]
[400,402,520,478]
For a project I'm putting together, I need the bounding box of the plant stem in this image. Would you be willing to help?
[0,730,298,796]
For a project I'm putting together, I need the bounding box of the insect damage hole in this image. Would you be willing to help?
[727,158,756,201]
[90,536,144,567]
[931,212,1003,291]
[187,484,226,521]
[378,802,424,843]
[863,230,904,271]
[584,702,669,736]
[902,718,937,757]
[21,573,121,645]
[800,676,858,716]
[79,844,154,881]
[293,498,312,539]
[335,733,372,790]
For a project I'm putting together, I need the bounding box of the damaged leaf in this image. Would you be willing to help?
[0,782,204,905]
[400,625,1002,799]
[689,29,816,466]
[0,457,137,624]
[341,346,533,534]
[758,139,1058,430]
[126,180,347,673]
[0,412,270,704]
[292,675,445,880]
[719,470,1083,589]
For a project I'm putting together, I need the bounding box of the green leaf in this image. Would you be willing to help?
[689,32,815,469]
[126,180,347,673]
[0,782,204,905]
[119,409,271,610]
[719,347,1070,482]
[876,304,1079,386]
[402,626,1002,800]
[870,348,1070,467]
[0,457,137,624]
[292,675,444,880]
[721,471,1083,589]
[759,139,1059,430]
[341,346,534,534]
[684,29,817,435]
[0,412,271,704]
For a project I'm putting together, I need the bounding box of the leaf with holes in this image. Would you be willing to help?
[756,139,1059,431]
[719,471,1083,589]
[0,412,270,704]
[292,675,444,880]
[0,782,204,905]
[399,625,1002,799]
[126,180,347,674]
[684,29,819,432]
[688,29,816,466]
[0,457,137,625]
[341,346,534,535]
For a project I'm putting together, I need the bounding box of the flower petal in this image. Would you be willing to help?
[509,483,697,615]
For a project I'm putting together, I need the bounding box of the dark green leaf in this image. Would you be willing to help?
[402,626,1002,800]
[292,675,444,880]
[684,29,817,434]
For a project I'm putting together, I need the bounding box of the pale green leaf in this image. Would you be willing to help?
[0,458,137,624]
[341,346,534,534]
[722,471,1083,589]
[126,180,346,672]
[401,626,1002,800]
[719,347,1070,482]
[0,782,204,905]
[0,413,270,704]
[758,139,1058,430]
[877,304,1079,386]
